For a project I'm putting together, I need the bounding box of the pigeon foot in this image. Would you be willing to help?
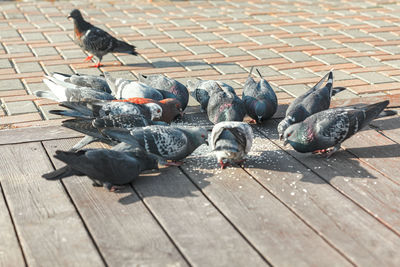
[109,185,126,192]
[92,62,103,68]
[165,161,184,167]
[219,160,229,169]
[84,55,94,62]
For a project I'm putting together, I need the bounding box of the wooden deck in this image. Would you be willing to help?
[1,109,400,266]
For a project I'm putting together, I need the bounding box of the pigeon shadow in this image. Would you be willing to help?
[243,148,377,185]
[344,143,400,158]
[117,149,216,205]
[370,115,400,131]
[125,60,235,69]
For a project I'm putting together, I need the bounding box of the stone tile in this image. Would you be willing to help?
[5,101,38,115]
[280,37,310,46]
[4,44,31,54]
[0,30,20,39]
[32,47,59,57]
[15,62,43,73]
[61,49,88,59]
[280,84,310,97]
[280,25,308,33]
[0,79,24,91]
[43,64,73,76]
[349,56,386,67]
[216,47,248,57]
[247,49,281,59]
[372,32,400,41]
[45,33,71,43]
[317,70,354,81]
[164,30,192,39]
[21,32,46,41]
[343,42,375,52]
[310,27,339,36]
[213,63,246,74]
[281,69,317,79]
[180,60,212,71]
[248,35,280,45]
[312,40,344,49]
[117,55,149,65]
[281,51,313,62]
[340,29,371,38]
[131,40,157,49]
[151,57,181,68]
[186,45,215,54]
[170,19,197,27]
[192,32,221,41]
[0,59,12,69]
[223,22,249,30]
[252,66,281,77]
[354,72,395,84]
[313,54,349,64]
[156,42,187,52]
[221,34,250,43]
[137,28,163,36]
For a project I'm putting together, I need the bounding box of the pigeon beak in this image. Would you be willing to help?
[67,15,72,20]
[279,134,283,141]
[205,140,209,146]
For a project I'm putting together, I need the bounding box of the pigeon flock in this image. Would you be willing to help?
[35,9,395,192]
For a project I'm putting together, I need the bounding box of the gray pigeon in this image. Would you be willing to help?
[104,72,163,100]
[210,121,253,169]
[51,72,111,93]
[100,125,209,164]
[242,67,278,123]
[42,143,158,191]
[207,83,246,124]
[187,79,235,112]
[49,100,162,121]
[277,71,346,140]
[283,100,390,157]
[38,77,115,102]
[139,74,189,111]
[68,9,138,68]
[61,113,167,151]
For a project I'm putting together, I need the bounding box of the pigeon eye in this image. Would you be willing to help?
[157,109,161,113]
[201,134,205,138]
[287,133,291,137]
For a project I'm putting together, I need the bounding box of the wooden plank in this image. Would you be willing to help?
[43,138,187,267]
[0,187,25,267]
[180,146,351,266]
[249,124,400,266]
[340,126,400,185]
[134,163,267,266]
[369,111,400,144]
[0,126,82,145]
[0,142,104,266]
[261,120,400,235]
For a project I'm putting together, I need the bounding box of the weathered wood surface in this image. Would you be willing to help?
[1,111,400,266]
[0,142,104,267]
[43,138,187,267]
[250,125,400,266]
[0,126,82,145]
[0,186,25,267]
[181,147,350,266]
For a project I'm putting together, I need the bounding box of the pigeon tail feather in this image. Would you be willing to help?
[112,40,138,55]
[42,166,73,180]
[332,87,346,96]
[34,90,59,101]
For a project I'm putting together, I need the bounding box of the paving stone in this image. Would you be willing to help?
[213,63,247,74]
[281,51,313,62]
[280,37,310,46]
[43,64,73,76]
[0,29,20,39]
[252,66,281,78]
[316,70,355,81]
[372,32,400,41]
[192,32,221,41]
[117,55,149,65]
[131,40,157,50]
[355,72,395,84]
[151,57,181,68]
[156,42,187,52]
[310,27,339,36]
[312,40,344,49]
[164,30,192,39]
[221,34,250,43]
[15,62,43,73]
[137,28,163,36]
[186,45,215,55]
[45,33,71,43]
[280,84,311,97]
[32,47,59,57]
[331,89,359,99]
[313,54,349,64]
[217,47,248,57]
[5,101,38,115]
[349,56,386,67]
[247,49,281,59]
[25,82,45,94]
[223,22,250,30]
[180,60,212,71]
[170,19,197,27]
[21,32,46,41]
[0,80,24,91]
[340,29,371,38]
[61,49,88,59]
[0,59,12,69]
[248,35,280,45]
[4,44,31,54]
[343,42,375,52]
[281,69,317,79]
[279,25,309,34]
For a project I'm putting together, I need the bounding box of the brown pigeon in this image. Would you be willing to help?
[68,9,138,68]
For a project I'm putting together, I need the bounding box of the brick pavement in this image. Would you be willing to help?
[0,0,399,129]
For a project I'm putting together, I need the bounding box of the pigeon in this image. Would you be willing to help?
[104,72,163,100]
[115,97,182,123]
[282,100,390,157]
[37,77,115,102]
[68,9,138,68]
[242,67,278,123]
[187,79,235,112]
[50,72,111,93]
[210,121,253,169]
[138,74,189,111]
[277,70,346,140]
[49,100,162,121]
[207,83,246,124]
[42,143,158,191]
[99,125,209,164]
[62,113,167,151]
